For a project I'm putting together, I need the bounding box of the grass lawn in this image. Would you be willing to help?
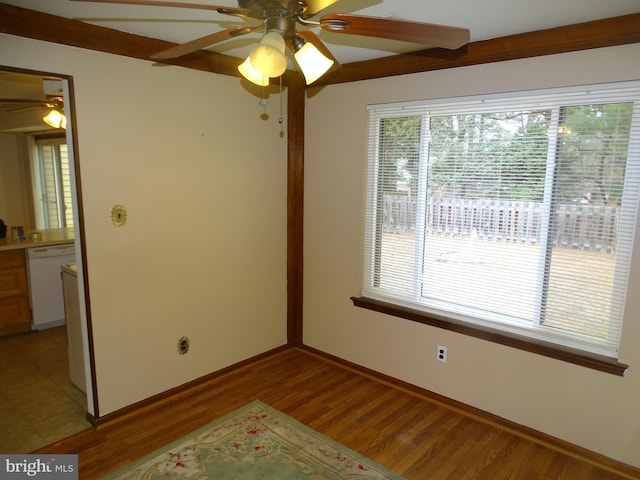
[379,233,616,340]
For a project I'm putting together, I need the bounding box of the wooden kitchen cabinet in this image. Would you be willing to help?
[0,249,31,336]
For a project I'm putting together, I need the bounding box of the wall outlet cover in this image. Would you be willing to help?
[177,336,190,355]
[111,204,127,227]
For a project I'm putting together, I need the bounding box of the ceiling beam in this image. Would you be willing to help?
[0,3,241,77]
[315,13,640,86]
[285,71,305,347]
[1,3,639,86]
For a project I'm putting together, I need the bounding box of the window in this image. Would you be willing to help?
[359,82,640,371]
[33,137,73,229]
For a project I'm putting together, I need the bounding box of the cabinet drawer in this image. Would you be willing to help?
[0,249,26,268]
[0,266,28,299]
[0,295,31,331]
[0,249,31,335]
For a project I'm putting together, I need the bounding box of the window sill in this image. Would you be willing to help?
[351,296,628,376]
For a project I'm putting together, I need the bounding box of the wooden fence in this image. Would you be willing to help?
[383,195,618,252]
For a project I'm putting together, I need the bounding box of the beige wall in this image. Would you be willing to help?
[3,29,640,467]
[304,43,640,467]
[1,34,288,415]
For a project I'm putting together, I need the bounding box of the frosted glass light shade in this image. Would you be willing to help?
[249,32,287,78]
[238,57,270,86]
[42,109,66,129]
[294,41,334,85]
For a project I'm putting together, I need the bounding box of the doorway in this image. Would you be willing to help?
[0,67,95,452]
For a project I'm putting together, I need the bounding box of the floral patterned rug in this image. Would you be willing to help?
[101,400,405,479]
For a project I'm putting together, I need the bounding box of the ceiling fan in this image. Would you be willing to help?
[0,97,67,129]
[71,0,470,85]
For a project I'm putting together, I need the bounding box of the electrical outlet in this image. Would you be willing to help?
[177,336,190,355]
[437,345,447,363]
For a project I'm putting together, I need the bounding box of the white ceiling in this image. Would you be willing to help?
[3,0,640,64]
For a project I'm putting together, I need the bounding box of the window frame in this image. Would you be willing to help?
[32,135,73,230]
[355,81,640,376]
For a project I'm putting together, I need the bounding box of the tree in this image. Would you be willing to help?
[428,110,549,200]
[378,116,422,195]
[556,103,632,205]
[376,102,632,205]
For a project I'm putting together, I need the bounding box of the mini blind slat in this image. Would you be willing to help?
[36,139,74,229]
[364,81,640,357]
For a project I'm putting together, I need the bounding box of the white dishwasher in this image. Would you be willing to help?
[27,244,76,330]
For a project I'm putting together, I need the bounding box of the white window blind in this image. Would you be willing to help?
[363,82,640,357]
[34,137,73,229]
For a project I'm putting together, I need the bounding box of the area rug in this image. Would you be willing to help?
[101,400,405,479]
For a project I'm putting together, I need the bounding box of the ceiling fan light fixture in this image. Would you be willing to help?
[238,56,270,86]
[81,0,471,92]
[248,31,287,78]
[42,108,67,129]
[294,40,334,85]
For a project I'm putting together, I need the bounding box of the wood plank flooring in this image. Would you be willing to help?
[35,347,637,480]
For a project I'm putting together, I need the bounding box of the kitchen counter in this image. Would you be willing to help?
[0,227,74,251]
[61,263,78,275]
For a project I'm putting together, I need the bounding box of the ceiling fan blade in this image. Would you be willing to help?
[298,0,340,18]
[70,0,247,16]
[150,26,255,60]
[297,30,340,71]
[319,13,470,50]
[0,98,47,104]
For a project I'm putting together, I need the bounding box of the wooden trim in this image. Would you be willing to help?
[65,75,101,420]
[1,5,638,87]
[315,13,640,86]
[299,345,640,480]
[84,412,97,426]
[0,3,241,77]
[286,72,306,347]
[90,344,290,425]
[351,296,628,376]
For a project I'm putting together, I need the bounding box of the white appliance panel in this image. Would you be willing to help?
[27,244,76,329]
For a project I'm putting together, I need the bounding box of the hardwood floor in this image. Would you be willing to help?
[0,327,92,452]
[36,347,637,480]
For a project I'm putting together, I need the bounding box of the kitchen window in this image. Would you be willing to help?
[33,136,73,229]
[356,82,640,374]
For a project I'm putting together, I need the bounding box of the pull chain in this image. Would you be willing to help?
[259,84,269,121]
[259,84,268,108]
